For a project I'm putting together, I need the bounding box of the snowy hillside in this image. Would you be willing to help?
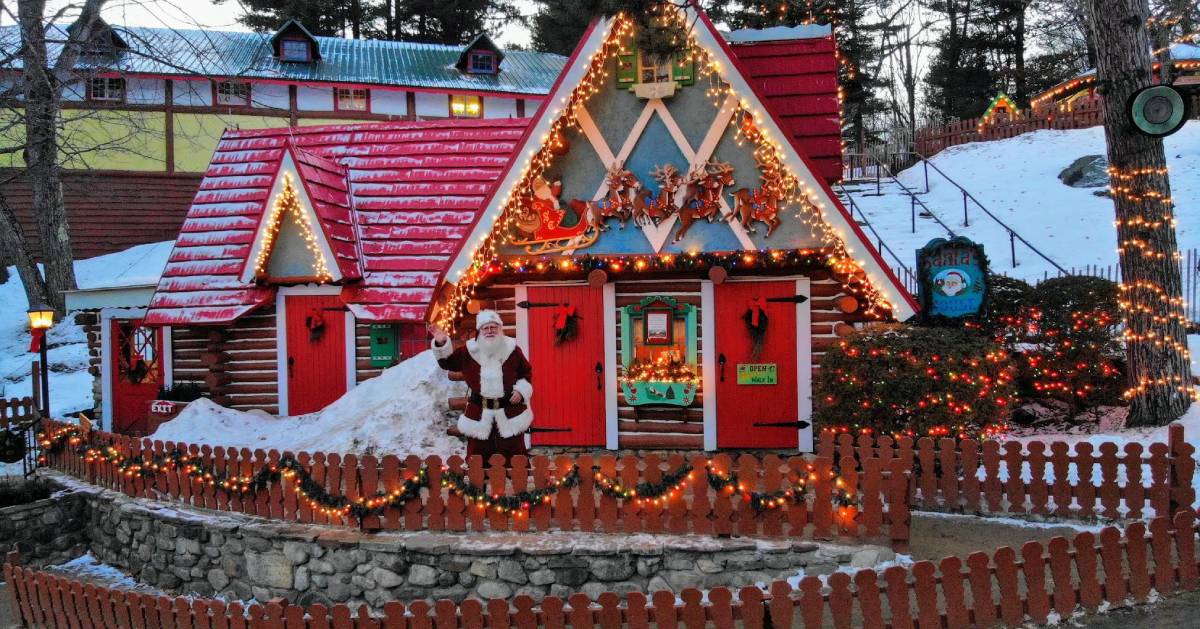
[843,122,1200,284]
[0,241,172,416]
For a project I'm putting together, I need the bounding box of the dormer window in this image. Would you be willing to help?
[455,33,505,76]
[271,19,321,62]
[468,51,496,74]
[281,39,310,62]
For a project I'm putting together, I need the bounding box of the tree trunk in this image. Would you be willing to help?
[1086,0,1192,425]
[0,189,50,307]
[1014,3,1027,104]
[18,0,79,314]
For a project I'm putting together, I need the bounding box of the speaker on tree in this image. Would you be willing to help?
[1127,84,1190,137]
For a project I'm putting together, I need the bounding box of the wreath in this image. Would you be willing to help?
[743,298,768,359]
[305,308,326,342]
[553,305,580,344]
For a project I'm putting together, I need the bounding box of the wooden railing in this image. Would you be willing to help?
[0,397,36,429]
[7,510,1200,628]
[815,426,1196,521]
[38,421,912,546]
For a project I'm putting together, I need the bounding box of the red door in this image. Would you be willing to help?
[525,285,606,446]
[714,280,800,448]
[111,319,163,435]
[285,294,347,415]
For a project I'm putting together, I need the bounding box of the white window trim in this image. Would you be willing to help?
[89,77,124,101]
[99,308,172,433]
[469,51,496,73]
[602,282,618,450]
[275,285,356,417]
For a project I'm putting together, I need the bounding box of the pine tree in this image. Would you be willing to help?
[392,0,522,45]
[215,0,371,37]
[1085,0,1192,425]
[529,0,608,54]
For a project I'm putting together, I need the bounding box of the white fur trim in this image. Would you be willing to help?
[431,338,454,359]
[475,309,502,329]
[495,407,534,438]
[513,378,533,405]
[457,411,494,440]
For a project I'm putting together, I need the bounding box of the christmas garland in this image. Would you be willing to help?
[38,426,860,524]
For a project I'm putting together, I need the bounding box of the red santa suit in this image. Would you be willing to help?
[431,318,534,461]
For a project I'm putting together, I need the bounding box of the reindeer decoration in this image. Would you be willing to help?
[631,164,684,226]
[729,155,786,237]
[567,162,642,231]
[674,160,735,242]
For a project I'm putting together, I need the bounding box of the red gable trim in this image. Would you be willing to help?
[692,6,918,316]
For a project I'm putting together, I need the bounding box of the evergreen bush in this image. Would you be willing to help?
[814,325,1019,437]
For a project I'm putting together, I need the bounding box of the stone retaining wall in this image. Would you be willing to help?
[0,482,88,572]
[39,473,888,612]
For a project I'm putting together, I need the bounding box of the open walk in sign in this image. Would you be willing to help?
[736,363,777,385]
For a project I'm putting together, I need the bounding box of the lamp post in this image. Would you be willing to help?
[27,304,54,418]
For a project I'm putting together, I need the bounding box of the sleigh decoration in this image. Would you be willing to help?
[510,176,600,254]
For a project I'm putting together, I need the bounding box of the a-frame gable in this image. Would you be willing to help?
[442,5,917,321]
[240,150,344,284]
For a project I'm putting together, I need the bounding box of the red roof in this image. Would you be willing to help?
[145,118,531,325]
[729,35,842,184]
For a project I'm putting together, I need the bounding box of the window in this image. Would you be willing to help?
[450,94,482,118]
[336,87,369,111]
[638,52,671,84]
[216,81,250,106]
[468,51,496,74]
[88,77,125,102]
[280,39,310,62]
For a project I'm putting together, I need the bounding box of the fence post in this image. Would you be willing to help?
[1168,425,1195,516]
[962,190,969,227]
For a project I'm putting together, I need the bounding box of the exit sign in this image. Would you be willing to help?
[736,363,777,385]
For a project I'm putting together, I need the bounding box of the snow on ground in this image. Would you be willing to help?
[847,122,1200,284]
[0,241,173,417]
[149,350,467,458]
[43,553,166,595]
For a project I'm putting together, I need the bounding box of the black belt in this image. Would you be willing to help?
[469,392,511,410]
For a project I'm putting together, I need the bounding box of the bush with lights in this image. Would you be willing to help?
[814,325,1019,438]
[993,276,1125,412]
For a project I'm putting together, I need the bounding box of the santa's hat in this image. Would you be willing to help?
[475,310,502,330]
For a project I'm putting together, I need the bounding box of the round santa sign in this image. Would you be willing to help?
[916,237,989,322]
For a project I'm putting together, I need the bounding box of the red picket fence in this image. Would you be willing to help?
[815,425,1196,522]
[38,421,912,546]
[913,98,1106,157]
[7,510,1200,628]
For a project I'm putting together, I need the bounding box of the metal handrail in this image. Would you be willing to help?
[859,147,959,239]
[899,148,1069,275]
[833,182,920,292]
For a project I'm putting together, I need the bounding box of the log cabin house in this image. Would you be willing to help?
[67,5,917,450]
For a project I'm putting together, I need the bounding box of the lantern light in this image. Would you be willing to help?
[27,304,55,331]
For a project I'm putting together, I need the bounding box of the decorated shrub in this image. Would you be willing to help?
[814,325,1018,438]
[1014,276,1124,410]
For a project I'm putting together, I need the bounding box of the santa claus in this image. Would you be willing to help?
[430,310,533,461]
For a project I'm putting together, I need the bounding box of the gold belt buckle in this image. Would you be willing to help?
[484,398,502,410]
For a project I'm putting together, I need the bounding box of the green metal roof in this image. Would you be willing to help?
[0,24,566,96]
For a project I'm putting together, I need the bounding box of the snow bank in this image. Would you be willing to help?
[0,241,173,418]
[150,350,467,458]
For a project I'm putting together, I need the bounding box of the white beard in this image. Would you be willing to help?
[467,334,516,399]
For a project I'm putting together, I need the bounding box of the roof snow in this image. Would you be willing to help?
[723,24,832,43]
